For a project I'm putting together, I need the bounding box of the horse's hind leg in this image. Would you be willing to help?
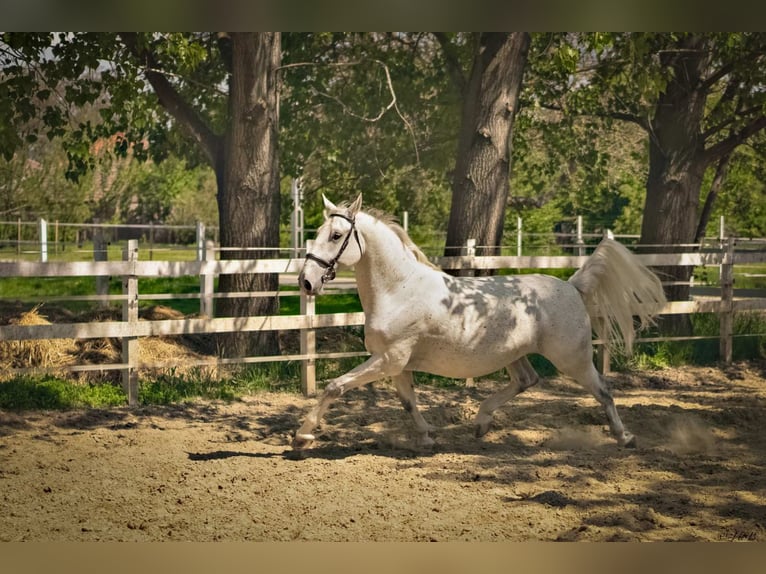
[392,371,434,447]
[474,356,540,438]
[557,358,635,448]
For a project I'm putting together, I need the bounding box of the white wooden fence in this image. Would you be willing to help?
[1,238,765,405]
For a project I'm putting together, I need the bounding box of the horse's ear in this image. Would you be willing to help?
[322,194,337,219]
[349,193,363,217]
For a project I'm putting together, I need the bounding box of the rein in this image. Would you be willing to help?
[305,213,361,284]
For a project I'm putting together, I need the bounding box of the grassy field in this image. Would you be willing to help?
[0,240,201,262]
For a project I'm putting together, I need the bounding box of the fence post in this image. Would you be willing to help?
[148,222,155,260]
[196,221,206,261]
[516,216,522,257]
[719,215,725,244]
[300,240,317,396]
[38,218,48,262]
[122,239,139,406]
[200,239,215,318]
[465,238,476,257]
[576,215,584,256]
[290,178,304,259]
[719,236,734,363]
[93,225,109,308]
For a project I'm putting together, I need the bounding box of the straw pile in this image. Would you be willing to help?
[1,304,222,383]
[0,305,78,370]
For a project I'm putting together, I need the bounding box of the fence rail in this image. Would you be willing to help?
[2,238,765,404]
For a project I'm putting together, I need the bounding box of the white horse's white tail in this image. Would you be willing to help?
[569,238,666,356]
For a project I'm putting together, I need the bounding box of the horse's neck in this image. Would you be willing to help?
[354,215,423,308]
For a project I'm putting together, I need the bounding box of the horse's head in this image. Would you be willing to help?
[299,194,364,295]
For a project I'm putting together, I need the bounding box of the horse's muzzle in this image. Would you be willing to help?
[298,271,322,296]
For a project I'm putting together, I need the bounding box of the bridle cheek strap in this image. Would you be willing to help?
[304,213,361,284]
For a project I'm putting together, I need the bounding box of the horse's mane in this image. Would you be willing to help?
[333,203,440,270]
[368,209,441,271]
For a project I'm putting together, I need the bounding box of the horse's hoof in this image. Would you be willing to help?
[292,433,315,450]
[416,435,435,449]
[474,413,492,438]
[474,422,491,439]
[284,448,308,461]
[620,434,637,449]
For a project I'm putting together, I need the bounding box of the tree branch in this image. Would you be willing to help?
[537,101,648,130]
[118,32,222,167]
[703,114,766,166]
[278,59,420,164]
[694,153,731,243]
[699,60,735,92]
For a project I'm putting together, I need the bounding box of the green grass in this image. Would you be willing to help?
[279,291,362,315]
[0,362,306,411]
[615,312,766,370]
[0,275,203,316]
[0,376,126,410]
[1,273,360,318]
[0,241,200,263]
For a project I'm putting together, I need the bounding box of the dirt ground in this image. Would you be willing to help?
[1,361,765,542]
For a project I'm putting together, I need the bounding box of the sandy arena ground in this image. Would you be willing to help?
[1,361,765,542]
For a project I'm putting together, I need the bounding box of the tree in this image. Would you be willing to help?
[1,32,281,356]
[534,33,766,309]
[639,34,766,252]
[436,32,531,265]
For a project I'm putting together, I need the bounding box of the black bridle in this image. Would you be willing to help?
[304,213,361,284]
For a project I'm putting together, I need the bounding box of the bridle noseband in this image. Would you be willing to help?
[305,213,361,284]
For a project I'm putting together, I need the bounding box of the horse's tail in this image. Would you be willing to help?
[569,238,666,356]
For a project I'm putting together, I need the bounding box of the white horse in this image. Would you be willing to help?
[294,194,665,452]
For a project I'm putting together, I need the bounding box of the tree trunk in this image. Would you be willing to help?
[216,33,281,358]
[639,35,711,334]
[444,33,530,274]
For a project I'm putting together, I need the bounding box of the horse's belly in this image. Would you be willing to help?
[405,334,532,378]
[407,354,513,379]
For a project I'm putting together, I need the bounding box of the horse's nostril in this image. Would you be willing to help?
[303,279,312,292]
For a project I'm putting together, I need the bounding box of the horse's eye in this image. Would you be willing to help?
[331,232,342,241]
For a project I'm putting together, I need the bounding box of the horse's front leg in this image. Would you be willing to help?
[392,371,435,448]
[292,353,397,450]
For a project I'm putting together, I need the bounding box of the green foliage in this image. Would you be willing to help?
[712,142,766,238]
[0,32,223,192]
[615,312,766,371]
[139,368,235,404]
[231,362,302,394]
[523,32,766,248]
[280,33,456,236]
[0,376,125,410]
[0,364,308,410]
[0,135,92,223]
[2,32,765,261]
